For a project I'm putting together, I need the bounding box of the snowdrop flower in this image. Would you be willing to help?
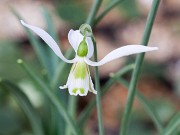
[21,20,158,96]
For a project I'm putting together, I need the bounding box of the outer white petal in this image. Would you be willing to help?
[21,20,76,63]
[59,62,75,89]
[89,76,97,94]
[59,84,68,89]
[84,45,158,66]
[68,30,83,53]
[86,37,94,58]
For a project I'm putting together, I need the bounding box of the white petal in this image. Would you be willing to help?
[60,63,75,89]
[84,45,158,66]
[89,76,97,94]
[59,84,68,89]
[68,30,83,53]
[21,20,76,63]
[86,37,94,58]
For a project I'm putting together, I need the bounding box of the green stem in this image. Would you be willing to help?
[78,64,134,127]
[120,0,161,135]
[161,112,180,135]
[65,96,78,135]
[93,38,104,135]
[86,0,103,25]
[117,78,163,133]
[86,4,105,133]
[94,0,125,25]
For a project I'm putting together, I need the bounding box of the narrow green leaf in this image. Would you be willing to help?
[42,7,58,42]
[120,0,161,134]
[65,96,78,135]
[161,112,180,135]
[117,78,163,133]
[41,7,63,135]
[41,6,59,71]
[95,0,125,25]
[0,80,44,135]
[50,50,74,135]
[86,0,103,25]
[17,59,79,135]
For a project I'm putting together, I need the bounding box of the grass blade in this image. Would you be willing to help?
[161,112,180,135]
[41,7,65,135]
[65,96,78,135]
[120,0,161,134]
[17,59,80,135]
[86,0,103,25]
[41,6,59,71]
[117,78,163,133]
[94,0,125,25]
[0,80,44,135]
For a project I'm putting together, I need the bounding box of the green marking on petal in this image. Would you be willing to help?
[74,62,87,79]
[72,88,78,94]
[80,88,85,94]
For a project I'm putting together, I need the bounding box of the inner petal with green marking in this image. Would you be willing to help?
[64,61,96,96]
[74,62,87,79]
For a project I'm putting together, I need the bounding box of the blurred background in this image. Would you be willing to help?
[0,0,180,135]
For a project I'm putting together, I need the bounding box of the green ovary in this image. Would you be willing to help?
[74,62,87,79]
[77,38,88,57]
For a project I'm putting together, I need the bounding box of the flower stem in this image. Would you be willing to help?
[86,1,104,134]
[86,0,103,25]
[93,38,104,135]
[120,0,161,135]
